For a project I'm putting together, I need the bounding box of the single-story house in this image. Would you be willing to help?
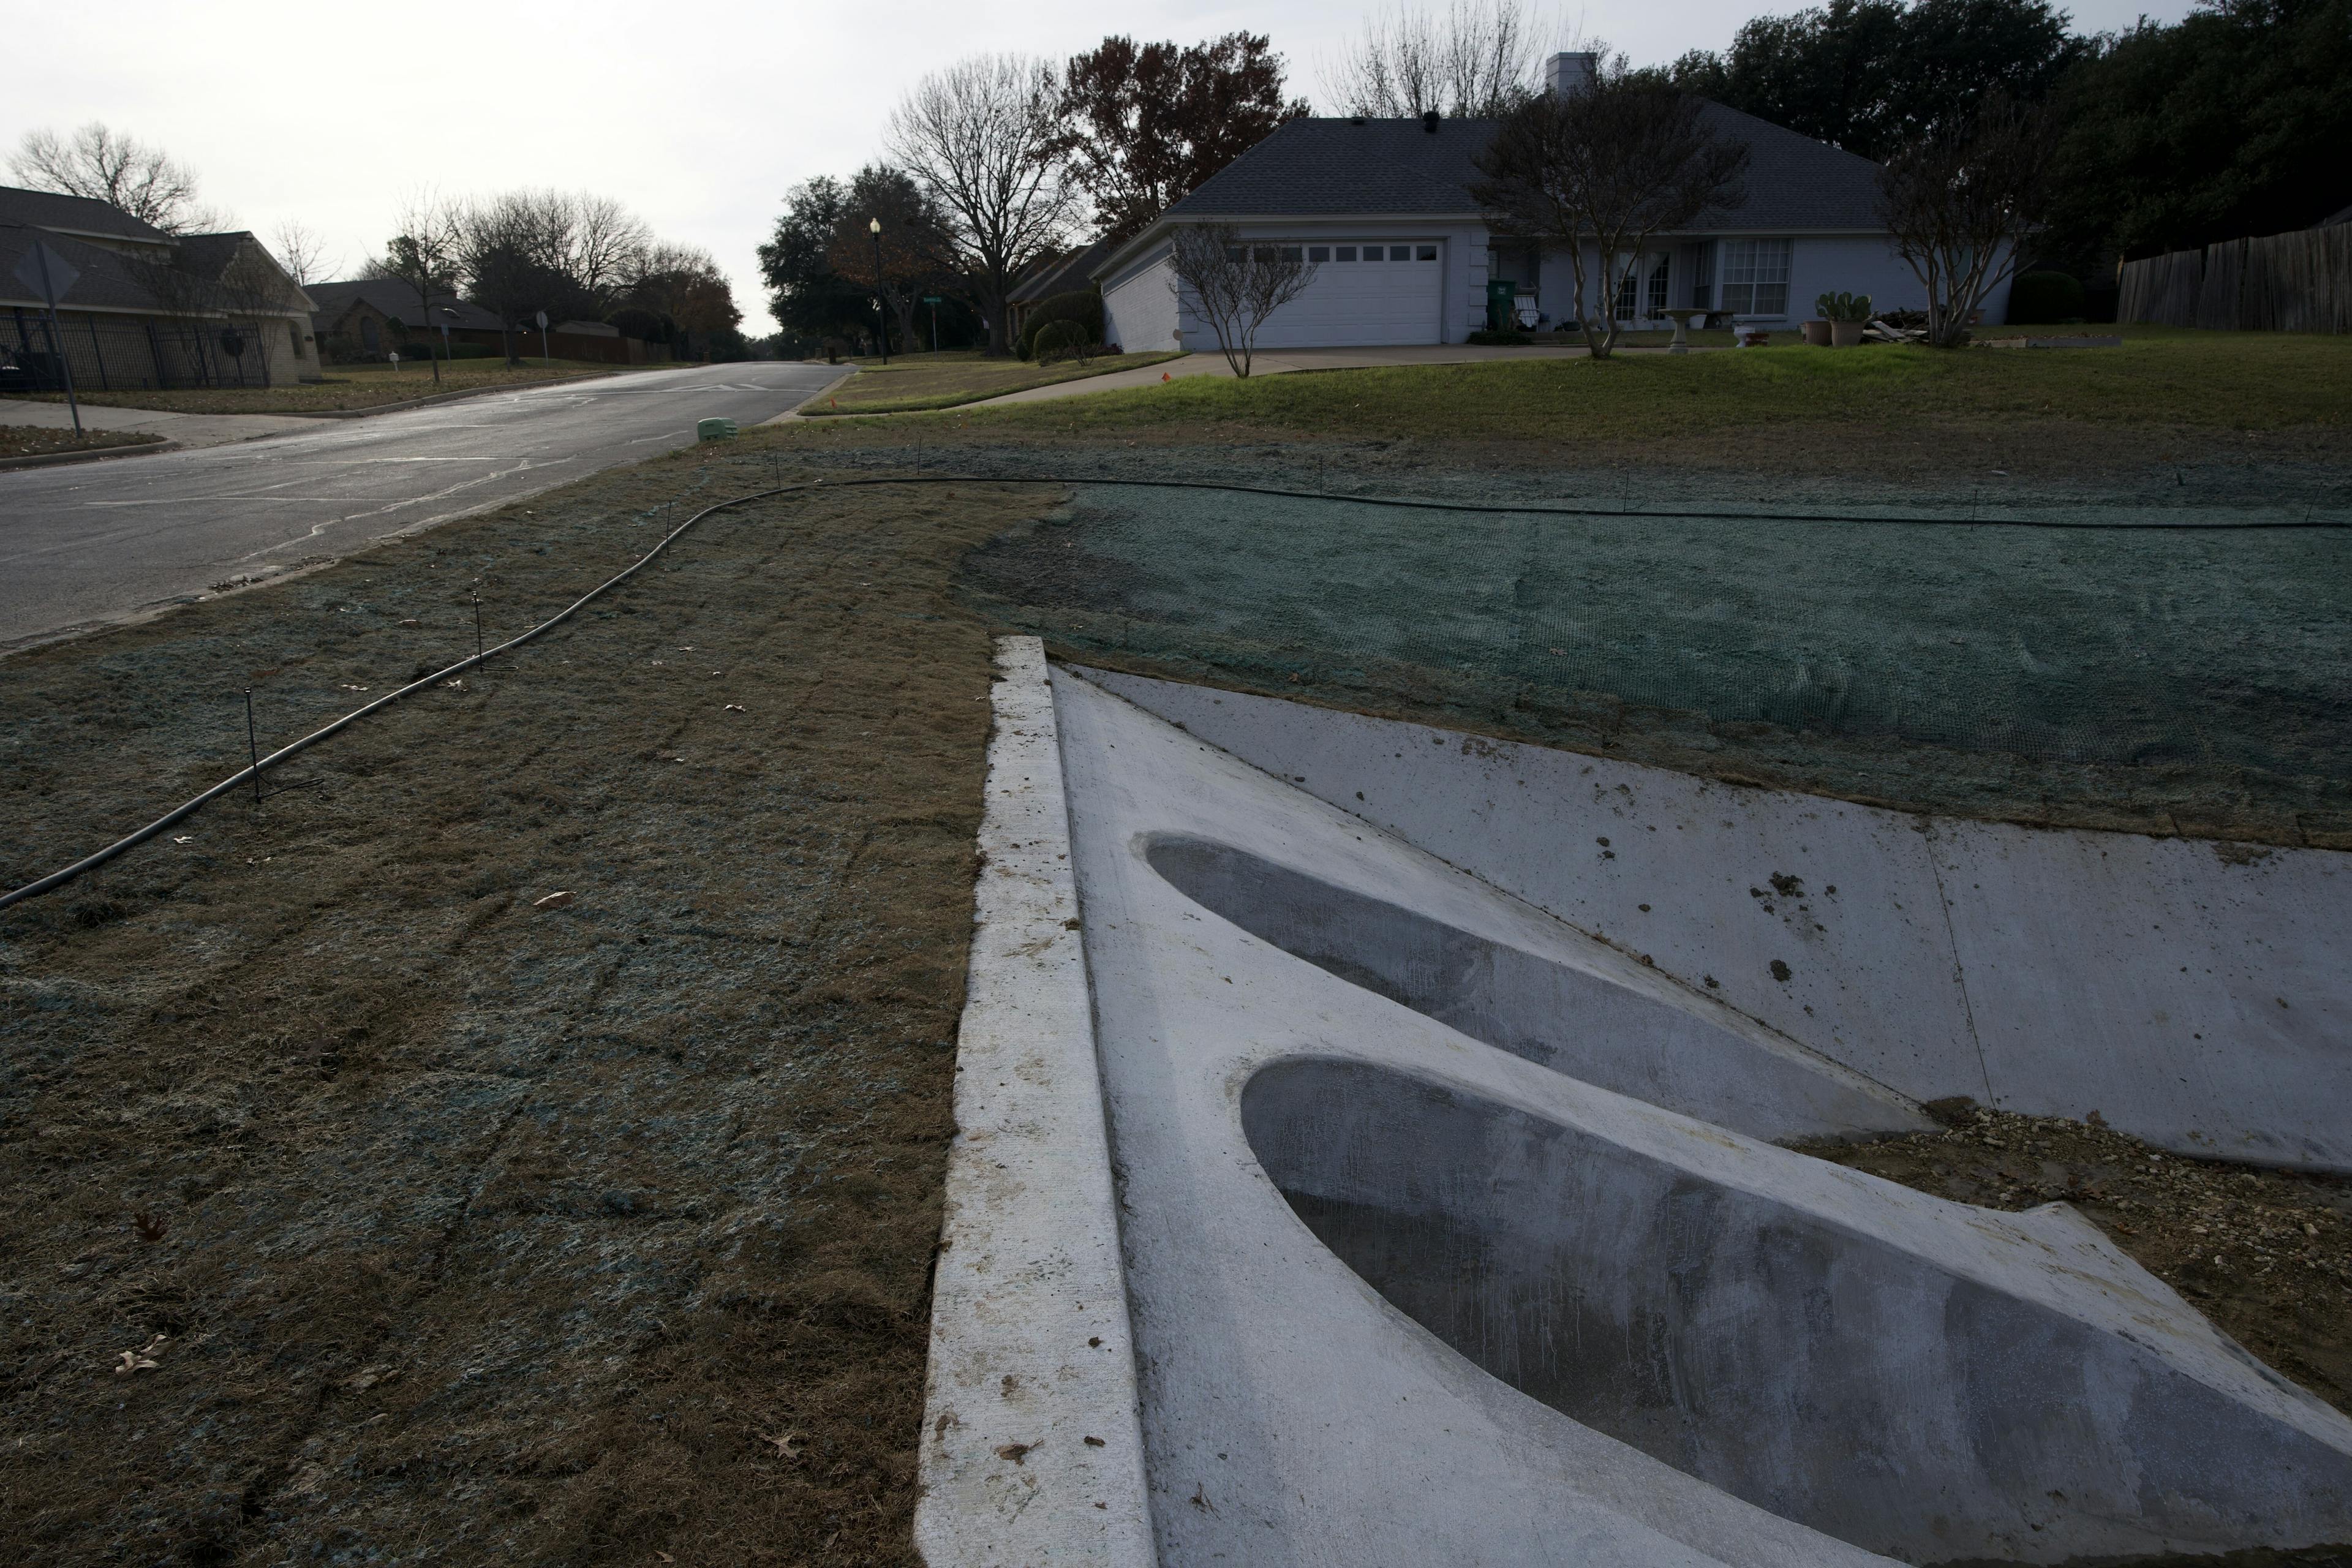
[307,277,674,366]
[307,277,510,359]
[1006,238,1115,344]
[1096,52,1977,352]
[1,184,320,388]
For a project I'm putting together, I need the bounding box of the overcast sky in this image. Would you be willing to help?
[9,0,2196,334]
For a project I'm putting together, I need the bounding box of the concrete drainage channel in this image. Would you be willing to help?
[919,637,2352,1567]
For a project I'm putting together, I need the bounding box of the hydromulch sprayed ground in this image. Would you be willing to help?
[0,448,1049,1564]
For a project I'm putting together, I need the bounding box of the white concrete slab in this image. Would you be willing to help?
[913,638,1153,1566]
[1078,669,2352,1170]
[1049,665,2352,1566]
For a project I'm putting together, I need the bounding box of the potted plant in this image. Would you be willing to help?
[1817,292,1874,347]
[1802,316,1831,347]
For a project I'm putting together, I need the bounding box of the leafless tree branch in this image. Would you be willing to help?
[1469,49,1749,356]
[1325,0,1558,119]
[8,123,224,234]
[1877,98,2052,348]
[1168,224,1319,377]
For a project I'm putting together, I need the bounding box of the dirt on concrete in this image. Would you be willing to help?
[0,451,1048,1564]
[1798,1101,2352,1424]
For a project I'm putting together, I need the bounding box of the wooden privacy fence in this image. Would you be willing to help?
[2119,224,2352,332]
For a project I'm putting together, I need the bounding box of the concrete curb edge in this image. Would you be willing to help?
[0,437,181,473]
[913,635,1156,1566]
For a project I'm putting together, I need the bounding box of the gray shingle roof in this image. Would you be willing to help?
[1159,105,1885,232]
[306,277,506,333]
[1011,239,1118,304]
[0,223,178,312]
[0,184,172,244]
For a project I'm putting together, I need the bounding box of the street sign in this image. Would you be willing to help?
[535,310,548,329]
[13,240,78,304]
[922,295,943,304]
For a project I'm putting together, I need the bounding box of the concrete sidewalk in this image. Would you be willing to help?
[980,341,1596,405]
[0,397,315,450]
[764,342,1607,425]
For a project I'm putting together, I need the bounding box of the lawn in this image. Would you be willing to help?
[799,348,1183,415]
[932,325,2352,447]
[20,358,650,416]
[0,424,164,459]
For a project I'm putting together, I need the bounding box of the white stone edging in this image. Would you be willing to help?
[914,635,1155,1566]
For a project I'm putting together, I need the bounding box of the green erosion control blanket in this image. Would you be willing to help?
[963,484,2352,842]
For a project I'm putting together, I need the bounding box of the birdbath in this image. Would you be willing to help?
[1662,308,1709,354]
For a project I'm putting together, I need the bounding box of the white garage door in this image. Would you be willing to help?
[1250,240,1445,348]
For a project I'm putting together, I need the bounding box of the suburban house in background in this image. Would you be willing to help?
[0,185,319,390]
[307,277,509,360]
[1098,52,1967,352]
[306,276,675,366]
[1005,238,1115,345]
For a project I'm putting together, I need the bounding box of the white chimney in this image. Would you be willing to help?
[1545,51,1597,96]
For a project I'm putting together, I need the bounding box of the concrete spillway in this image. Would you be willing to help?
[915,640,2352,1567]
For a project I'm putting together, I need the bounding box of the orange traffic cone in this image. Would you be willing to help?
[1161,371,1171,382]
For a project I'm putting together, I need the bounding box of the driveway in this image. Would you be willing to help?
[0,360,849,652]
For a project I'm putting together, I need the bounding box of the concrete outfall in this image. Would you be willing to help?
[919,647,2352,1566]
[914,638,1153,1566]
[1044,666,2352,1566]
[1079,667,2352,1172]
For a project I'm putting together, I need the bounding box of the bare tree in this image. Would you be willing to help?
[1469,50,1749,358]
[1877,98,2052,348]
[1326,1,1554,119]
[378,198,464,383]
[567,192,654,310]
[213,238,308,388]
[456,191,578,363]
[1168,223,1319,377]
[888,55,1079,356]
[9,123,225,234]
[270,221,334,287]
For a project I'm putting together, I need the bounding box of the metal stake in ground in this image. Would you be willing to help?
[472,590,485,662]
[243,688,262,805]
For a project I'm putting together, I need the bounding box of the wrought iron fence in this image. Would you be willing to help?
[2,307,276,394]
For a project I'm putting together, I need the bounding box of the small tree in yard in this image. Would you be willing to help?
[1468,50,1747,359]
[377,200,461,384]
[1168,224,1317,377]
[1877,97,2052,348]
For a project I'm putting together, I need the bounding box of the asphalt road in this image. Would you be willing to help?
[0,361,845,652]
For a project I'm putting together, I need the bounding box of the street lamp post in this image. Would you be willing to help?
[869,216,888,364]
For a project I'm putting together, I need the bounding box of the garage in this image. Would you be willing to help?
[1251,240,1446,348]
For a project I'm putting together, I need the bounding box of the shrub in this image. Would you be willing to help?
[1032,320,1091,363]
[1020,290,1104,360]
[1466,328,1532,345]
[2007,271,2087,324]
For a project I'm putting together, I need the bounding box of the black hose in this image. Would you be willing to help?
[5,469,2343,913]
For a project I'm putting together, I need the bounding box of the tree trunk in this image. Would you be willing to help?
[978,273,1010,356]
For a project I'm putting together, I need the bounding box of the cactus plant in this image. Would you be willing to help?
[1815,291,1874,322]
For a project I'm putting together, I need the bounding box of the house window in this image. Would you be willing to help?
[1335,246,1357,262]
[1309,246,1330,262]
[1720,238,1792,315]
[1647,257,1670,317]
[288,322,303,358]
[1616,266,1638,318]
[1416,244,1438,261]
[1691,244,1714,310]
[1390,246,1412,260]
[1279,246,1303,262]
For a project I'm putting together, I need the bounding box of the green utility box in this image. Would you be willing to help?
[696,417,739,442]
[1486,279,1518,333]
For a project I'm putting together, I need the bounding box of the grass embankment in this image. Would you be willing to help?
[799,348,1182,415]
[28,358,645,416]
[0,424,164,459]
[938,325,2352,452]
[0,448,1047,1563]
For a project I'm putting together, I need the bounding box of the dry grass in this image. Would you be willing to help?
[801,349,1182,415]
[0,449,1049,1564]
[0,423,164,459]
[21,359,649,416]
